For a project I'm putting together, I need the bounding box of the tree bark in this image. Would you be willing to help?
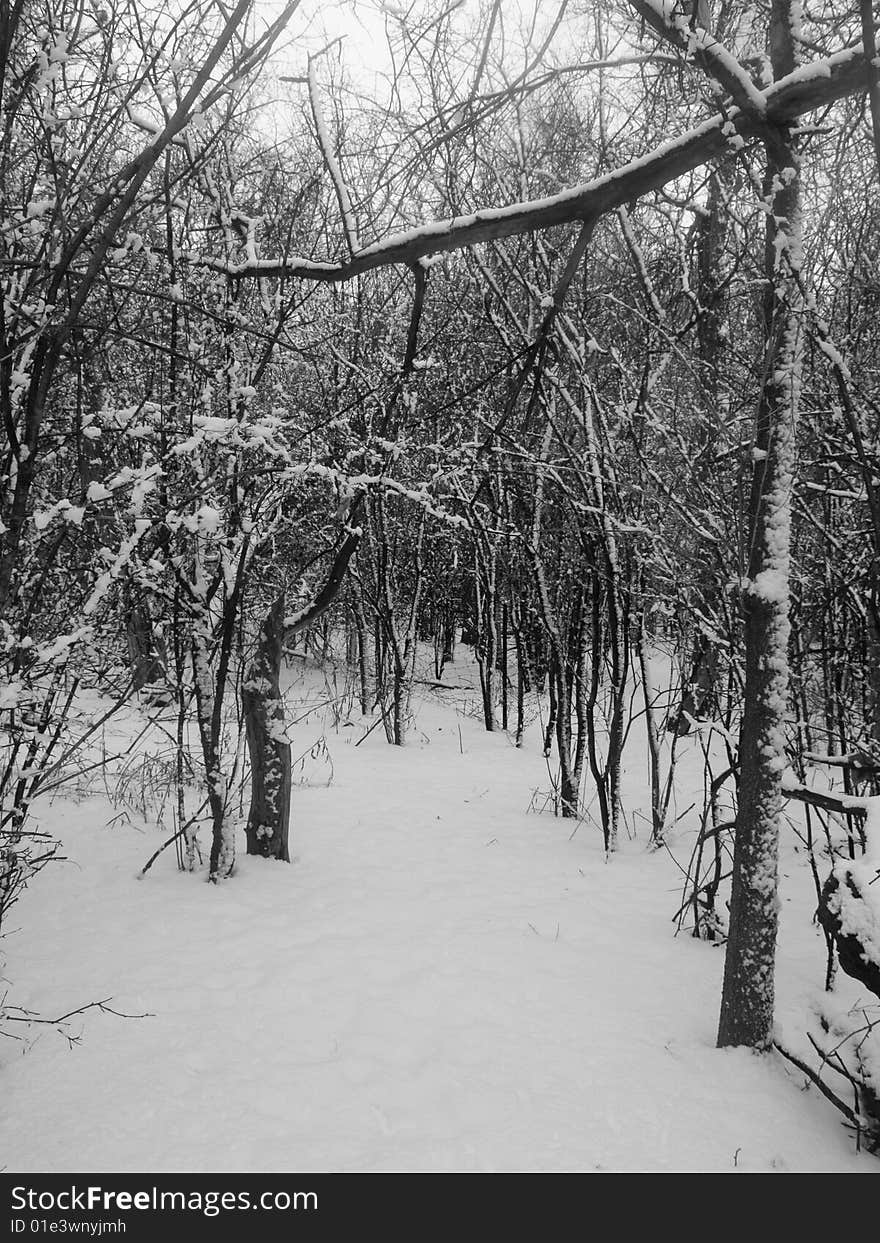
[243,594,291,861]
[126,598,167,690]
[717,0,803,1051]
[192,625,234,882]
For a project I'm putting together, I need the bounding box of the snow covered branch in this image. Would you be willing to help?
[193,38,878,287]
[628,0,769,119]
[307,56,361,257]
[284,524,363,637]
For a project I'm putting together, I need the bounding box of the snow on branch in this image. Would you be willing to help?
[308,57,361,257]
[781,779,869,820]
[284,524,362,636]
[192,38,877,288]
[282,461,469,530]
[628,0,768,118]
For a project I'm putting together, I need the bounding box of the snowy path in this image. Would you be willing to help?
[0,673,872,1172]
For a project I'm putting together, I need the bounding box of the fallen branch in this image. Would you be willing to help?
[2,996,154,1045]
[355,703,392,747]
[774,1040,866,1132]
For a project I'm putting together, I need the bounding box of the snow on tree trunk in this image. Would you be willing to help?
[718,0,803,1050]
[242,594,292,862]
[192,626,233,882]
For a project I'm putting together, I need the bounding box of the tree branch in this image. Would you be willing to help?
[284,519,363,637]
[194,40,878,286]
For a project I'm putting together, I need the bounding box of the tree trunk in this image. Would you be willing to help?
[126,599,167,690]
[638,616,665,846]
[351,588,371,716]
[500,603,509,731]
[242,593,291,862]
[718,0,802,1050]
[192,626,234,882]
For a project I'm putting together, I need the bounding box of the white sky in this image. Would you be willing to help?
[256,0,413,89]
[255,1,578,102]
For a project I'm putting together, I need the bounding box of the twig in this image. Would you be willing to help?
[140,797,209,875]
[774,1040,865,1130]
[4,997,154,1026]
[355,703,392,747]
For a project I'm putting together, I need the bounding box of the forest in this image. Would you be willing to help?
[1,0,880,1173]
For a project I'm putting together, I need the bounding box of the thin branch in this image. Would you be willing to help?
[140,798,211,876]
[308,55,361,256]
[774,1041,866,1130]
[3,997,154,1026]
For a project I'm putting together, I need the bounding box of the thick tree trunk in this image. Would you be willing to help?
[718,0,802,1050]
[243,520,362,856]
[242,594,291,862]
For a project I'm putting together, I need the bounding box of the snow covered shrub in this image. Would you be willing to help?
[807,997,880,1154]
[0,670,71,938]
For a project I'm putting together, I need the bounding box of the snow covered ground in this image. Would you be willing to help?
[0,650,875,1173]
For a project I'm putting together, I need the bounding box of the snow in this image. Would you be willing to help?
[196,504,221,534]
[828,795,880,976]
[0,679,25,710]
[0,652,873,1173]
[688,28,768,116]
[26,199,54,218]
[828,875,880,971]
[47,32,70,63]
[816,335,851,379]
[126,107,160,136]
[751,569,788,604]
